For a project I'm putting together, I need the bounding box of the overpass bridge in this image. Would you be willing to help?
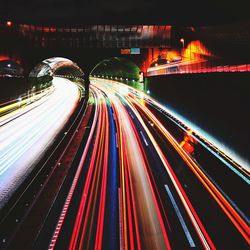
[1,21,250,80]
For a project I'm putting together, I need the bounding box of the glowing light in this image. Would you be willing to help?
[0,56,10,61]
[183,40,212,61]
[0,78,80,208]
[6,21,12,27]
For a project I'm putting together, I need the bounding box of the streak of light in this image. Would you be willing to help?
[0,78,80,208]
[164,184,196,248]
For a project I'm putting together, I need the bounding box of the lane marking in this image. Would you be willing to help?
[118,188,124,250]
[129,112,134,119]
[139,131,148,147]
[164,184,196,248]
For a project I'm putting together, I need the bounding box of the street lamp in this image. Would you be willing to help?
[6,21,12,27]
[180,38,185,49]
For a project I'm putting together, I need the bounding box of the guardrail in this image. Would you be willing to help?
[0,86,54,116]
[147,62,250,76]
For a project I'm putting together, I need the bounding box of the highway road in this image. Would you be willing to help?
[0,78,80,209]
[43,78,249,250]
[0,77,249,250]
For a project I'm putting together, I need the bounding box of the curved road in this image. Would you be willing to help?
[0,78,80,208]
[46,78,249,250]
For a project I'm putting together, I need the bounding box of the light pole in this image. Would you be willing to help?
[180,38,185,62]
[180,38,185,49]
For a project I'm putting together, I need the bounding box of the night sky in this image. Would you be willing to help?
[1,0,249,25]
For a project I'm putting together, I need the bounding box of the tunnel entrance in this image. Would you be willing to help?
[90,57,144,91]
[29,57,87,98]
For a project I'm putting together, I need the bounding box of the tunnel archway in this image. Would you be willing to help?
[90,57,144,91]
[29,57,84,79]
[29,57,87,97]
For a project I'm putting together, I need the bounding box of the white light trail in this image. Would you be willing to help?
[0,77,80,208]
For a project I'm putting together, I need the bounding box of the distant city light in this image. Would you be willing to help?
[7,64,11,68]
[6,21,12,27]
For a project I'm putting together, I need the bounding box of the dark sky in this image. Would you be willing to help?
[1,0,249,26]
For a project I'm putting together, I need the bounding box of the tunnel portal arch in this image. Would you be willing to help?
[29,57,87,97]
[29,57,84,78]
[90,57,144,91]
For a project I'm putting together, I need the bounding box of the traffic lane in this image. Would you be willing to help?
[48,89,102,250]
[106,84,216,249]
[0,78,80,209]
[90,79,247,247]
[92,79,215,249]
[143,100,250,224]
[121,83,250,245]
[130,97,249,249]
[98,78,248,179]
[48,88,117,250]
[94,81,216,248]
[33,93,97,250]
[77,103,108,250]
[119,97,204,249]
[102,95,120,250]
[3,94,90,250]
[93,83,171,250]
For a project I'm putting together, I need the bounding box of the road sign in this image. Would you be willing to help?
[131,48,140,54]
[121,49,130,54]
[120,48,140,54]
